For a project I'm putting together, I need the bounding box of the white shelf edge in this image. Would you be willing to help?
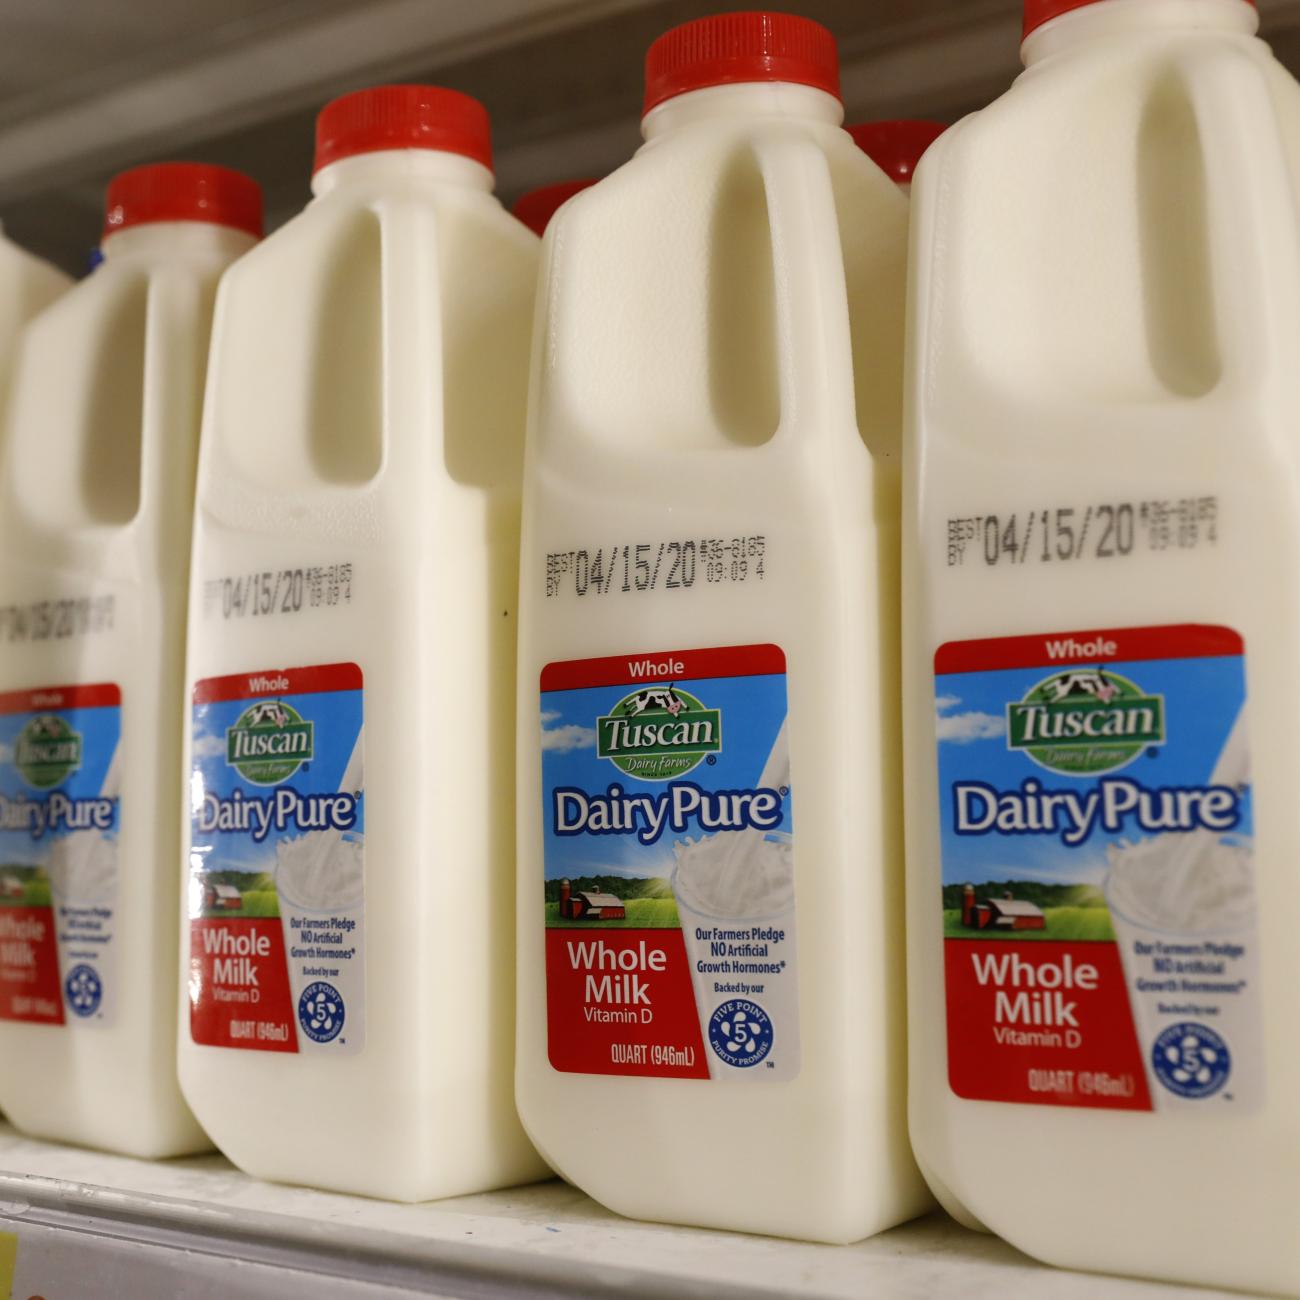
[0,1124,1234,1300]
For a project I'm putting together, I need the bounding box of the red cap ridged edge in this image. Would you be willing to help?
[314,84,492,174]
[103,163,263,240]
[846,121,947,183]
[511,179,598,235]
[1023,0,1255,41]
[643,12,840,117]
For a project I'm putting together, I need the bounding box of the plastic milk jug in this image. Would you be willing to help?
[0,231,68,422]
[179,86,546,1200]
[846,121,946,191]
[0,164,261,1157]
[512,181,597,236]
[904,0,1300,1291]
[516,12,930,1242]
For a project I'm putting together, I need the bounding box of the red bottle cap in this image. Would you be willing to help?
[512,179,598,235]
[1023,0,1254,41]
[846,121,946,183]
[643,12,839,118]
[314,85,492,175]
[103,163,263,240]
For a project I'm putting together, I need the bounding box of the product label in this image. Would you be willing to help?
[541,645,798,1080]
[937,625,1260,1112]
[0,684,121,1027]
[188,664,364,1055]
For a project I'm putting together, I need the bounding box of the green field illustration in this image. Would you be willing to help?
[943,880,1114,942]
[194,871,280,920]
[0,865,50,908]
[237,889,281,917]
[942,905,1114,942]
[545,875,679,928]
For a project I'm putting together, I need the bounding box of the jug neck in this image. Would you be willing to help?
[101,221,256,264]
[640,81,843,145]
[311,148,494,198]
[1023,0,1258,65]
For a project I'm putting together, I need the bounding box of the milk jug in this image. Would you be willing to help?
[179,85,546,1200]
[904,0,1299,1291]
[516,11,930,1242]
[0,163,261,1157]
[512,180,596,236]
[0,231,68,421]
[846,121,946,190]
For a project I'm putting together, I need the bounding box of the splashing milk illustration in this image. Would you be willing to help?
[1106,709,1262,1108]
[672,719,800,1078]
[48,738,121,1024]
[276,727,365,1051]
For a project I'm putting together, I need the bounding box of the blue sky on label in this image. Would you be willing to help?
[0,705,121,866]
[541,672,790,881]
[191,689,364,876]
[936,655,1251,889]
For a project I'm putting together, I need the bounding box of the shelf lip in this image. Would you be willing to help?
[0,1124,1231,1299]
[0,1170,734,1300]
[0,0,656,207]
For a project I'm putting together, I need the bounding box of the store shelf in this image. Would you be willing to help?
[0,1122,1236,1300]
[5,0,1300,274]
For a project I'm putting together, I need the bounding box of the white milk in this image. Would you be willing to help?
[0,163,261,1157]
[517,12,930,1243]
[179,84,546,1201]
[904,0,1299,1291]
[0,229,68,424]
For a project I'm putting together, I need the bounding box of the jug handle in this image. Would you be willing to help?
[752,131,859,450]
[1183,47,1300,390]
[375,199,443,489]
[141,276,210,540]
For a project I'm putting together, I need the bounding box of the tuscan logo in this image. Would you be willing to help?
[1008,668,1164,775]
[226,699,313,785]
[597,684,721,781]
[14,715,83,790]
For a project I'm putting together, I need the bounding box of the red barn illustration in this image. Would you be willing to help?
[558,879,626,921]
[962,883,1045,931]
[203,882,244,912]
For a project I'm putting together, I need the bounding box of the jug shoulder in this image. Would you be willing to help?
[199,176,536,528]
[0,239,69,307]
[540,123,902,471]
[17,258,143,341]
[635,110,851,157]
[550,119,895,268]
[304,174,525,236]
[12,255,218,410]
[1011,23,1274,97]
[226,182,534,300]
[567,116,870,220]
[3,254,211,548]
[909,24,1300,434]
